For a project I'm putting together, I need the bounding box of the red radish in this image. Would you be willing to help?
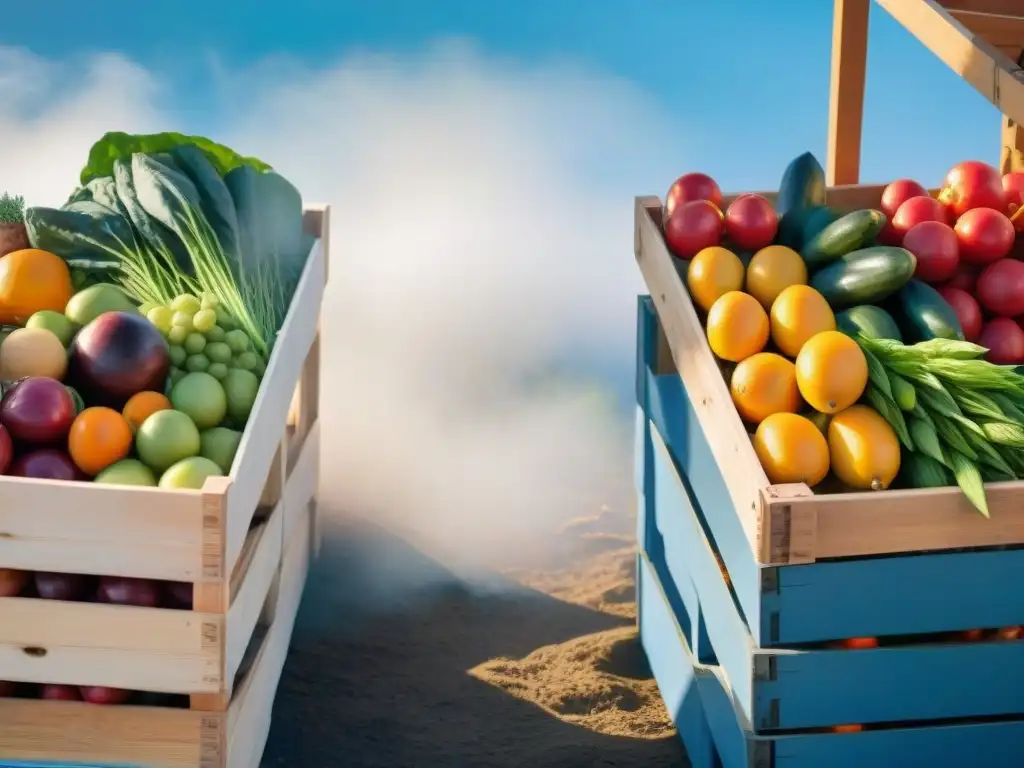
[977,259,1024,317]
[938,287,984,342]
[979,318,1024,364]
[724,194,777,250]
[665,173,722,220]
[41,684,81,701]
[35,572,91,602]
[881,179,929,219]
[902,220,959,283]
[0,568,28,597]
[940,160,1006,218]
[954,207,1015,265]
[97,576,161,608]
[891,196,948,243]
[664,199,724,260]
[80,686,131,705]
[0,680,17,698]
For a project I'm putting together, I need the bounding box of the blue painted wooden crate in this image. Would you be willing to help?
[634,189,1024,762]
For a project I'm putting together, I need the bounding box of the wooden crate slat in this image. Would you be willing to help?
[827,0,870,185]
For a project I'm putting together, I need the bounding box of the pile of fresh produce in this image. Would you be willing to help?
[0,132,312,704]
[661,154,1024,516]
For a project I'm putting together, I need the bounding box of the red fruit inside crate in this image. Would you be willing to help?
[979,318,1024,364]
[0,680,18,698]
[977,259,1024,317]
[902,220,959,283]
[998,626,1022,641]
[832,637,879,649]
[664,172,722,220]
[97,576,161,608]
[937,287,983,342]
[0,423,11,474]
[942,263,980,294]
[163,580,193,609]
[955,207,1015,265]
[664,200,724,260]
[880,179,928,220]
[9,448,82,482]
[0,377,76,446]
[940,160,1006,219]
[80,686,131,705]
[41,684,82,701]
[35,571,91,601]
[891,196,948,243]
[724,194,777,250]
[0,567,28,597]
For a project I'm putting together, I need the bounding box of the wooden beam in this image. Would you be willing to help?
[827,0,871,186]
[941,0,1024,18]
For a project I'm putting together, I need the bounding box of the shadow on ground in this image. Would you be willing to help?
[261,511,688,768]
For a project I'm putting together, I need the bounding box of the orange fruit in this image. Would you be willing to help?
[0,249,74,325]
[752,412,829,486]
[706,291,769,362]
[795,331,868,414]
[730,353,800,425]
[687,246,745,312]
[998,626,1022,640]
[827,405,901,491]
[745,245,807,309]
[123,391,172,433]
[68,407,133,476]
[770,285,836,358]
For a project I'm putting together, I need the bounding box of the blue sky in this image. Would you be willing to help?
[3,0,1003,193]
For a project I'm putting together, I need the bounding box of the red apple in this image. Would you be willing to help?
[80,686,131,705]
[724,194,777,250]
[664,199,724,260]
[954,207,1015,265]
[0,377,76,446]
[943,263,981,294]
[97,576,161,608]
[1003,171,1024,209]
[938,287,983,342]
[881,179,929,219]
[665,173,722,220]
[977,259,1024,317]
[980,318,1024,364]
[41,684,81,701]
[902,220,959,283]
[940,160,1006,219]
[892,196,948,244]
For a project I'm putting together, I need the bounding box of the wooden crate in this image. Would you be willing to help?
[635,297,1024,767]
[0,205,330,767]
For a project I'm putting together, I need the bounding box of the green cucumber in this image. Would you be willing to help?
[894,278,965,342]
[776,152,826,249]
[800,205,840,248]
[802,209,888,269]
[809,246,916,309]
[835,305,903,342]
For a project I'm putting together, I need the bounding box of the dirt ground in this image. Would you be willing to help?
[260,505,689,768]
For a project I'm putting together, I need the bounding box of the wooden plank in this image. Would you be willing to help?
[0,699,206,767]
[282,419,320,547]
[876,0,1024,126]
[1002,115,1024,173]
[827,0,871,185]
[942,0,1024,18]
[634,199,769,556]
[949,11,1024,46]
[0,481,205,581]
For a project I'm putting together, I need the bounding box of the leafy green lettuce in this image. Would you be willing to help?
[80,132,271,186]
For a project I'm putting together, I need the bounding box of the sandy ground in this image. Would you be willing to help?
[260,503,688,767]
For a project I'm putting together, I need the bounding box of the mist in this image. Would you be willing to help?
[0,41,676,578]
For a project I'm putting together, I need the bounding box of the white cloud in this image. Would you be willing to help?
[0,40,678,572]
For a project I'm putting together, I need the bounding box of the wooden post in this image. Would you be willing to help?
[1002,117,1024,174]
[827,0,871,186]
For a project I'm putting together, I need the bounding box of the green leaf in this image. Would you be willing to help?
[950,451,989,518]
[862,346,892,400]
[907,416,946,467]
[80,132,271,186]
[909,338,987,360]
[24,200,134,267]
[865,385,913,450]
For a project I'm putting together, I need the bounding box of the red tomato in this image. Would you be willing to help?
[876,223,901,245]
[943,263,980,294]
[1005,172,1024,233]
[665,173,723,220]
[881,179,928,219]
[41,684,81,701]
[891,196,948,243]
[80,686,131,705]
[976,259,1024,317]
[724,194,777,250]
[954,207,1015,265]
[938,287,983,341]
[979,318,1024,364]
[902,220,959,283]
[664,199,724,259]
[940,160,1006,219]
